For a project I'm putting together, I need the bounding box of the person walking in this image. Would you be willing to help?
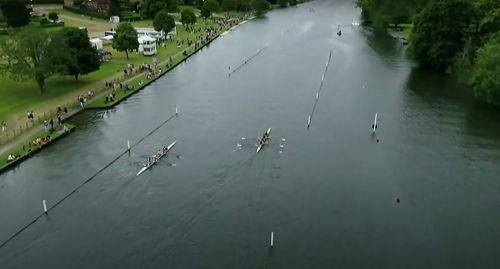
[1,121,6,132]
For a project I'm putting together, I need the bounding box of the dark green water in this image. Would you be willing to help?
[1,1,500,268]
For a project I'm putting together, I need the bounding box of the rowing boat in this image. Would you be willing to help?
[136,140,177,176]
[256,127,271,153]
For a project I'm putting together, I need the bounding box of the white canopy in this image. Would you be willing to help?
[89,38,103,49]
[138,35,156,44]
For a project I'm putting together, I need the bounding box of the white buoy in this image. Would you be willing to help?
[322,74,325,81]
[316,91,319,100]
[270,232,274,247]
[175,106,178,115]
[42,200,47,214]
[307,115,311,128]
[127,140,130,151]
[372,113,378,132]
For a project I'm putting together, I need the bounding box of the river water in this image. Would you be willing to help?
[1,1,500,268]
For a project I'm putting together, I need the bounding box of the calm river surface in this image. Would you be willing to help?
[1,0,500,268]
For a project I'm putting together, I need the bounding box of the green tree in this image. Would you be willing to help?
[57,27,100,80]
[108,0,121,16]
[0,0,30,28]
[357,0,428,26]
[0,26,70,92]
[48,11,59,22]
[471,34,500,105]
[184,0,197,5]
[167,0,178,12]
[180,9,197,25]
[221,0,237,11]
[237,0,251,11]
[277,0,288,8]
[112,22,139,59]
[289,0,297,6]
[251,0,270,16]
[201,4,211,19]
[140,0,165,19]
[411,0,475,72]
[205,0,220,13]
[153,10,176,33]
[476,2,500,40]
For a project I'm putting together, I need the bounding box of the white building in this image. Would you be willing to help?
[136,28,165,42]
[89,38,103,50]
[138,35,157,56]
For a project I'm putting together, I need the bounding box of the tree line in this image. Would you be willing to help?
[357,0,500,106]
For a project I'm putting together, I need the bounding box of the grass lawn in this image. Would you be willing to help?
[0,11,226,127]
[0,123,75,171]
[0,54,139,123]
[58,9,110,38]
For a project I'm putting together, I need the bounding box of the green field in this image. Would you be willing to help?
[0,9,234,133]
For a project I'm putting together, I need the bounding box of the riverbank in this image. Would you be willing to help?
[0,123,75,174]
[0,7,248,145]
[86,24,231,109]
[0,15,252,174]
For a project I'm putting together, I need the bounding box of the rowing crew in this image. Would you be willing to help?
[144,146,168,167]
[259,131,269,145]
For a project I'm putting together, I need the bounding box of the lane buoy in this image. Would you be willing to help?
[42,200,48,214]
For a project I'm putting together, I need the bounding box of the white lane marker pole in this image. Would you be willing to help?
[175,106,179,116]
[270,232,274,247]
[316,91,319,100]
[42,200,47,214]
[127,140,130,151]
[307,115,311,128]
[372,113,378,132]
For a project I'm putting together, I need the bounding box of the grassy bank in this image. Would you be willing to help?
[86,28,226,109]
[0,10,240,144]
[0,123,75,172]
